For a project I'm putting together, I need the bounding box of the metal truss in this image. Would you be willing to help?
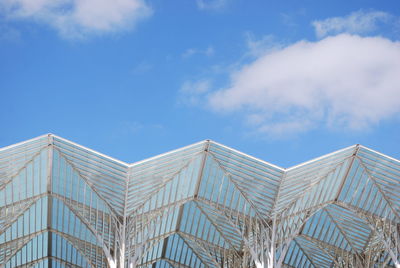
[1,135,400,268]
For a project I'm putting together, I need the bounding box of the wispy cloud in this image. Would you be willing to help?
[207,34,400,137]
[0,0,152,39]
[0,24,21,42]
[280,8,306,28]
[312,10,393,38]
[131,61,152,75]
[245,33,281,58]
[178,79,211,106]
[120,121,164,135]
[196,0,228,11]
[182,46,214,59]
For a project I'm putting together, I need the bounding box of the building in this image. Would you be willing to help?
[0,134,399,268]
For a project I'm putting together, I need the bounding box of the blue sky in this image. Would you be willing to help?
[1,0,399,167]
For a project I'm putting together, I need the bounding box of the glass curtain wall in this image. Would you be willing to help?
[1,135,399,268]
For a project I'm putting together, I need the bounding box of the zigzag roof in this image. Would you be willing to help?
[1,134,399,267]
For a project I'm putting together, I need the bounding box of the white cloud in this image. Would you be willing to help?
[312,10,392,38]
[208,34,400,136]
[196,0,227,11]
[0,0,152,38]
[182,46,214,59]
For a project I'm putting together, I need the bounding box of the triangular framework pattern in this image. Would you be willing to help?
[0,134,399,268]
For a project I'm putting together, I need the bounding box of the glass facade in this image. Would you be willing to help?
[0,134,399,267]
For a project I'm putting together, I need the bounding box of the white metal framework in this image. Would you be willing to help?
[0,134,399,268]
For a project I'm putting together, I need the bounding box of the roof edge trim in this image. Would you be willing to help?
[359,145,400,164]
[129,140,209,167]
[0,133,51,152]
[4,136,398,172]
[51,134,130,167]
[285,144,359,171]
[209,140,285,171]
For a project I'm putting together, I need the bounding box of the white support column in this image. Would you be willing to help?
[121,162,130,268]
[108,259,117,268]
[47,135,54,268]
[268,217,276,268]
[119,217,126,268]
